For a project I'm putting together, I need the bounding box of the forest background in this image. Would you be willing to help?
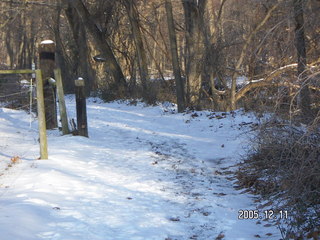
[0,0,319,238]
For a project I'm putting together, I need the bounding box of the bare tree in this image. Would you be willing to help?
[293,0,311,118]
[229,1,280,110]
[182,0,206,109]
[68,0,128,97]
[122,0,152,102]
[64,2,95,94]
[165,0,186,112]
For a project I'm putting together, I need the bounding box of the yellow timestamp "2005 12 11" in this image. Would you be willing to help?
[238,209,288,220]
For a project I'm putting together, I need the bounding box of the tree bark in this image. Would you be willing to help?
[293,0,311,117]
[69,0,127,97]
[182,0,205,109]
[5,33,15,68]
[123,0,151,102]
[165,0,186,112]
[65,2,95,95]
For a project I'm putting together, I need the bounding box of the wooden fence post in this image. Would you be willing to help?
[75,78,88,137]
[54,68,69,135]
[35,69,48,159]
[39,40,57,129]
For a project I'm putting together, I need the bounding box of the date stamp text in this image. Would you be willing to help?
[238,209,288,220]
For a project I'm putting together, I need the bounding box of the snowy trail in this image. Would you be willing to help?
[0,98,281,240]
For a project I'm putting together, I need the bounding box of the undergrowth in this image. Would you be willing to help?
[237,116,320,239]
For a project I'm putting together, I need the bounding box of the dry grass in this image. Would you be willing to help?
[6,156,21,168]
[236,118,320,239]
[10,156,21,164]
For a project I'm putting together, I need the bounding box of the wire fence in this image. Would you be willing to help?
[0,90,30,98]
[0,76,39,192]
[0,75,37,111]
[1,63,58,192]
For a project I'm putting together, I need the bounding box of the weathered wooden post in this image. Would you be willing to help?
[35,69,48,159]
[75,78,88,137]
[39,40,57,129]
[54,68,69,135]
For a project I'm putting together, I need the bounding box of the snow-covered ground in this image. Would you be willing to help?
[0,97,281,240]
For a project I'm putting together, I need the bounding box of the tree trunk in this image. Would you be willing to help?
[165,0,186,112]
[69,0,127,97]
[293,0,311,118]
[65,3,95,95]
[5,33,15,68]
[123,0,152,102]
[182,0,205,109]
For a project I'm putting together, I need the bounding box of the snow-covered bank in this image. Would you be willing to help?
[0,97,281,240]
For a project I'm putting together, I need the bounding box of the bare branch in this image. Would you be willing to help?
[235,64,297,101]
[230,1,281,109]
[0,0,58,7]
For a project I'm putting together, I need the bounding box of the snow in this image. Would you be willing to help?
[236,76,249,86]
[0,97,282,240]
[40,40,54,45]
[20,79,30,85]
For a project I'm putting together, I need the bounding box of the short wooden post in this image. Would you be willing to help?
[39,40,57,129]
[54,68,69,135]
[75,78,88,137]
[35,69,48,159]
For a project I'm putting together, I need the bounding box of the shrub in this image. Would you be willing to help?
[237,117,320,238]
